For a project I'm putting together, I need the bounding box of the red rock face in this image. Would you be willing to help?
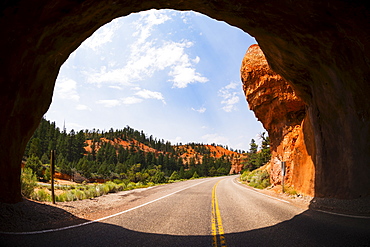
[229,157,245,174]
[241,44,315,196]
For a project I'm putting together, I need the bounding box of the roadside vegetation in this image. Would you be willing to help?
[21,118,274,202]
[21,167,203,202]
[240,169,271,189]
[21,117,240,202]
[239,133,272,189]
[24,118,238,184]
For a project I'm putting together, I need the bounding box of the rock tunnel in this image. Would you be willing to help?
[0,0,369,203]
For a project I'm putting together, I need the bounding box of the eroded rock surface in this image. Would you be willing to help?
[241,44,315,196]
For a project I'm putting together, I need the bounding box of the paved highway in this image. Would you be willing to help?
[1,175,369,246]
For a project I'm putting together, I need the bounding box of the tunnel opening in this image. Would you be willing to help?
[46,9,263,151]
[23,9,267,200]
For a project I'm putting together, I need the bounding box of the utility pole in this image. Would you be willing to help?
[50,150,56,204]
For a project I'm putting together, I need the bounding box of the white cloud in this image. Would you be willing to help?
[84,66,136,87]
[134,89,166,104]
[133,10,171,45]
[169,63,208,88]
[95,88,164,108]
[85,39,207,88]
[76,104,91,111]
[192,107,206,113]
[225,82,239,89]
[218,82,241,112]
[81,19,121,51]
[193,56,201,64]
[109,85,123,90]
[121,96,143,105]
[96,99,121,108]
[54,77,80,101]
[83,10,207,89]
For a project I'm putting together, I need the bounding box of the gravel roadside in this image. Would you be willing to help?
[0,187,155,233]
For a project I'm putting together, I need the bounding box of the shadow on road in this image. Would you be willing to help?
[1,205,369,247]
[0,199,89,233]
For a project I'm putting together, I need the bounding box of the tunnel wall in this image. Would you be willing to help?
[0,0,369,202]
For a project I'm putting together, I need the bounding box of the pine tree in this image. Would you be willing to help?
[28,138,42,158]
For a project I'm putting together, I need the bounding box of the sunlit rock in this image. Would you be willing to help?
[241,44,315,196]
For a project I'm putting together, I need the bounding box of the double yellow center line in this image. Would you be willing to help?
[211,179,227,247]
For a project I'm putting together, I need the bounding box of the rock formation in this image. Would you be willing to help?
[241,45,315,196]
[229,157,244,174]
[0,0,369,202]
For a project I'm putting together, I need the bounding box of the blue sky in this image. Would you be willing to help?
[46,9,265,152]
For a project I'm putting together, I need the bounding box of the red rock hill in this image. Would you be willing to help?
[174,144,245,173]
[84,138,244,172]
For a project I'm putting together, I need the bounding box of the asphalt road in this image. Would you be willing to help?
[1,175,369,247]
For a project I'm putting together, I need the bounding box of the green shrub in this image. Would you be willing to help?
[121,179,130,185]
[116,183,126,191]
[151,171,166,183]
[248,170,271,189]
[95,184,105,196]
[34,189,51,202]
[169,171,180,181]
[74,189,86,200]
[65,191,75,201]
[85,187,98,198]
[240,171,250,181]
[285,186,298,196]
[135,182,144,188]
[21,167,37,198]
[113,179,122,184]
[126,182,136,190]
[146,182,155,187]
[102,184,111,194]
[56,193,67,202]
[105,181,117,193]
[191,171,199,179]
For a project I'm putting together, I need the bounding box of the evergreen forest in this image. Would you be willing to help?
[24,118,250,184]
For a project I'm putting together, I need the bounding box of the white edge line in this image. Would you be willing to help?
[314,209,370,219]
[233,178,290,204]
[234,177,370,219]
[1,179,211,235]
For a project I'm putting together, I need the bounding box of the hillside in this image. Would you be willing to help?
[83,137,245,174]
[85,138,161,155]
[23,118,246,184]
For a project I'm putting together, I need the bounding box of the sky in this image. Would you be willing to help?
[45,9,265,152]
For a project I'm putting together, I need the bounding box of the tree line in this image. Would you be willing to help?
[23,118,240,183]
[243,132,271,171]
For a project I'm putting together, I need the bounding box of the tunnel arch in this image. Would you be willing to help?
[1,0,369,203]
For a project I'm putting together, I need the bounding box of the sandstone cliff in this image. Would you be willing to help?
[241,44,315,196]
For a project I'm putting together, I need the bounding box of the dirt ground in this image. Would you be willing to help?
[0,187,153,233]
